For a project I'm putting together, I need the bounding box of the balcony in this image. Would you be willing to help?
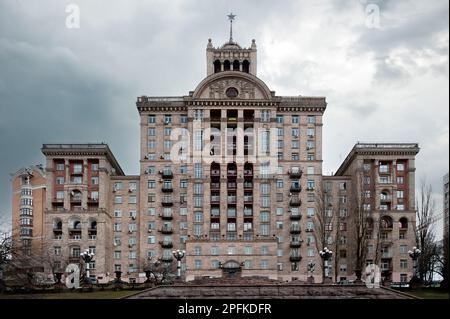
[244,170,253,177]
[289,169,303,178]
[244,196,253,204]
[227,196,237,204]
[211,196,220,204]
[289,254,302,262]
[161,199,173,206]
[290,197,302,206]
[290,212,302,220]
[68,228,82,233]
[162,185,173,192]
[161,256,174,263]
[380,195,392,202]
[244,182,253,189]
[53,227,63,233]
[227,170,237,177]
[159,241,173,248]
[290,225,301,234]
[161,170,173,179]
[210,182,221,190]
[290,185,302,193]
[290,240,302,248]
[160,212,173,220]
[227,182,237,189]
[159,226,173,234]
[211,170,221,177]
[244,208,253,216]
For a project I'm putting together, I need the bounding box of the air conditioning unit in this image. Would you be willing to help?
[113,243,118,247]
[148,229,152,233]
[128,230,133,234]
[128,188,133,193]
[144,155,148,159]
[128,244,133,248]
[158,170,163,174]
[131,216,136,220]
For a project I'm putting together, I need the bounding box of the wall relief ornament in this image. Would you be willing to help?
[208,78,256,99]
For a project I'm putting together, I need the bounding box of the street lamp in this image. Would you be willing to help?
[408,246,421,284]
[172,249,186,279]
[80,249,95,284]
[319,247,333,283]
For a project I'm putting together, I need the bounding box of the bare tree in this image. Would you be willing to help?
[348,171,372,282]
[141,257,176,285]
[314,185,336,282]
[415,180,438,284]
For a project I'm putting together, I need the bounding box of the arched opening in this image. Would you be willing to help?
[380,216,393,229]
[89,219,97,230]
[233,60,240,71]
[70,190,82,202]
[224,60,231,71]
[399,217,408,229]
[53,218,62,230]
[214,60,221,73]
[242,60,250,73]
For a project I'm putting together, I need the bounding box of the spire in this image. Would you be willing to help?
[227,13,236,43]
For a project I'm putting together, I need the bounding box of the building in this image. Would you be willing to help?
[10,21,420,284]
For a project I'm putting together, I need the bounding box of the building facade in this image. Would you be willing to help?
[10,31,420,284]
[444,173,449,243]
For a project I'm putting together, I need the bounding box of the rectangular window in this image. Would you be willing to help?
[276,115,284,123]
[307,115,316,124]
[260,110,270,122]
[56,163,65,171]
[397,163,405,171]
[291,115,299,124]
[114,196,122,204]
[400,259,408,269]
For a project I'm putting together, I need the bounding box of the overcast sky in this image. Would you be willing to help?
[0,0,448,237]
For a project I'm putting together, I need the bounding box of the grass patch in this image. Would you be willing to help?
[406,289,449,299]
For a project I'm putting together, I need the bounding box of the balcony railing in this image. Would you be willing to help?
[244,209,253,216]
[161,199,173,206]
[380,195,392,202]
[69,256,80,263]
[290,198,302,206]
[211,170,221,177]
[162,185,173,192]
[290,240,302,248]
[68,228,82,232]
[244,196,253,203]
[227,170,237,177]
[290,225,301,234]
[289,254,302,262]
[211,196,220,203]
[289,169,303,178]
[159,241,173,248]
[53,227,63,233]
[159,226,173,234]
[244,182,253,189]
[210,182,221,190]
[290,212,302,220]
[227,196,237,204]
[160,256,174,262]
[290,185,302,192]
[244,170,253,177]
[161,170,173,179]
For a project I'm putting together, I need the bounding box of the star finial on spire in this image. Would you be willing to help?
[227,13,236,43]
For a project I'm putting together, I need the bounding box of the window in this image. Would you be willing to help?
[277,128,284,136]
[399,231,406,239]
[307,248,315,257]
[180,207,187,216]
[244,246,252,255]
[114,251,121,259]
[114,196,122,204]
[260,260,269,270]
[56,191,64,200]
[72,176,82,184]
[148,193,156,203]
[193,246,202,256]
[307,141,314,150]
[365,190,371,198]
[260,224,269,236]
[56,163,65,171]
[307,128,315,137]
[307,115,316,124]
[397,163,405,171]
[396,204,405,211]
[180,165,188,174]
[180,180,188,188]
[307,153,315,161]
[147,236,156,244]
[54,246,61,256]
[260,110,270,122]
[276,207,284,216]
[276,115,284,123]
[148,128,156,136]
[397,176,404,184]
[148,115,156,123]
[291,140,299,149]
[400,259,408,269]
[180,115,188,123]
[211,246,219,255]
[291,128,299,137]
[129,196,137,204]
[148,207,156,216]
[261,246,269,255]
[291,115,299,124]
[73,163,83,174]
[400,245,408,254]
[339,264,347,273]
[56,177,65,185]
[307,207,315,217]
[397,190,404,199]
[291,153,299,161]
[244,260,252,269]
[228,246,236,255]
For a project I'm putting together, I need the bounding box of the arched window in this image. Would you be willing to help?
[233,60,240,71]
[242,60,250,73]
[224,60,231,71]
[399,217,408,229]
[380,216,393,229]
[214,60,221,73]
[89,219,97,230]
[53,219,62,230]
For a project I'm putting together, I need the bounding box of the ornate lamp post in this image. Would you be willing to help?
[80,249,95,285]
[172,249,186,280]
[408,246,422,286]
[319,247,333,283]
